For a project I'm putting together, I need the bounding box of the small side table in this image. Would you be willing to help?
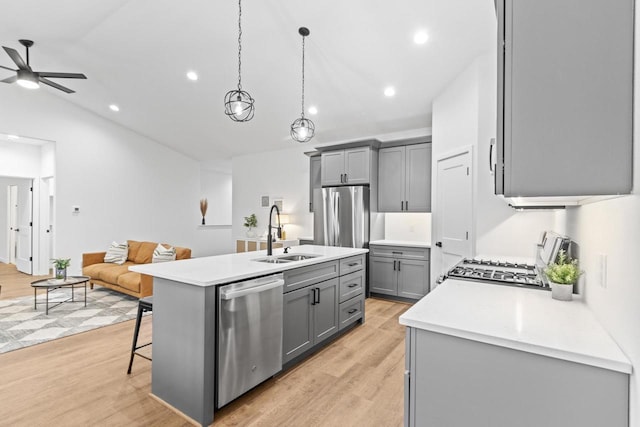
[30,276,90,315]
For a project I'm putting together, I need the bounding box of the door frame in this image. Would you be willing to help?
[431,145,475,286]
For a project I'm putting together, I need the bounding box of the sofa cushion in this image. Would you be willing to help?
[97,262,135,284]
[83,263,111,280]
[127,240,142,262]
[104,241,128,265]
[153,243,176,263]
[117,272,142,293]
[175,246,191,260]
[134,241,157,264]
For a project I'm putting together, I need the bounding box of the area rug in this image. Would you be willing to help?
[0,287,142,354]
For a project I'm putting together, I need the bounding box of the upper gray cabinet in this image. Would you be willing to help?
[496,0,633,198]
[321,147,371,186]
[379,143,431,212]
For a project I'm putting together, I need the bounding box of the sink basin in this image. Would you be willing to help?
[278,254,320,261]
[252,253,320,264]
[252,257,293,264]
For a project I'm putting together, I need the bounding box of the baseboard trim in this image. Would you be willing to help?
[149,393,211,427]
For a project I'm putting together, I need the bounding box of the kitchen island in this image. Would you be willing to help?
[400,279,632,426]
[130,245,368,426]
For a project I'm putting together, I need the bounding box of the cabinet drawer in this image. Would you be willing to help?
[283,261,339,293]
[339,255,365,275]
[339,270,364,303]
[339,294,364,330]
[369,245,429,261]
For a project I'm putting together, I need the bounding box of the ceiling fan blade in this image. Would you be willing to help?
[0,64,15,71]
[38,71,87,79]
[2,46,29,70]
[1,75,17,84]
[40,77,74,94]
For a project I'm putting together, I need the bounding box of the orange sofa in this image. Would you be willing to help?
[82,240,191,298]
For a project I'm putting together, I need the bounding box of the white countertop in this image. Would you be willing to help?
[369,240,431,248]
[130,245,367,287]
[399,279,632,374]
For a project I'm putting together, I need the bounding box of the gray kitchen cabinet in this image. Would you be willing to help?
[283,256,365,364]
[379,143,431,212]
[283,278,339,363]
[369,245,429,300]
[321,147,371,186]
[309,155,321,212]
[405,327,629,427]
[496,0,633,198]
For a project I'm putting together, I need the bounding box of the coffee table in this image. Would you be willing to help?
[30,276,90,315]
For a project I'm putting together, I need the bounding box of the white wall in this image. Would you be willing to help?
[384,213,431,242]
[232,145,313,242]
[200,166,232,225]
[430,52,555,283]
[0,86,233,273]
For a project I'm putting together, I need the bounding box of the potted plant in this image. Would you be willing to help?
[51,258,71,281]
[544,250,581,301]
[243,213,258,238]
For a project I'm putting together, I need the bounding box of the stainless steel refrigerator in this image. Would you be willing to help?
[313,186,369,248]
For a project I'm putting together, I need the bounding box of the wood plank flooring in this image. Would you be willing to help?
[0,263,411,426]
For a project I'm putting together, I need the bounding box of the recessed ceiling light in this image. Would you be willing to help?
[308,106,318,115]
[414,30,429,45]
[384,87,396,97]
[186,71,198,81]
[109,104,120,112]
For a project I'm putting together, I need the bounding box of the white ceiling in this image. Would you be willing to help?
[0,0,496,161]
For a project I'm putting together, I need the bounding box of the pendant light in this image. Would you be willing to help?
[290,27,315,143]
[224,0,255,122]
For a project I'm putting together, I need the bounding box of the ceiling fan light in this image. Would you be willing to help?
[16,70,39,89]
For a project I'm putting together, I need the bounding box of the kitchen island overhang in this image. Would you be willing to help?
[130,245,368,426]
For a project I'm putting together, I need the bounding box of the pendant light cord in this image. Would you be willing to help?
[301,35,306,117]
[237,0,243,91]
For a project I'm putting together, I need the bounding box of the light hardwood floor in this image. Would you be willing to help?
[0,263,410,426]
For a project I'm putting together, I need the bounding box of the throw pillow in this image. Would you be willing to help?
[152,243,177,263]
[104,241,128,265]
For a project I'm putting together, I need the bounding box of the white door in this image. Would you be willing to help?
[435,149,473,280]
[8,185,17,264]
[15,180,33,274]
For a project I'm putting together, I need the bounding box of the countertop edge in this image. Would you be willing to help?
[398,316,632,374]
[369,240,431,248]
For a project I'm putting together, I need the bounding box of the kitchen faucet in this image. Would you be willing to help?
[267,204,282,256]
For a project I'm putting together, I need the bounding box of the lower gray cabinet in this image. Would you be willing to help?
[283,277,339,363]
[405,327,629,427]
[369,245,429,300]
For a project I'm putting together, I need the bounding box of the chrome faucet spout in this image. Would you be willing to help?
[267,204,281,256]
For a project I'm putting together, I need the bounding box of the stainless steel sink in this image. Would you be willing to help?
[252,257,293,264]
[277,254,320,261]
[252,253,320,264]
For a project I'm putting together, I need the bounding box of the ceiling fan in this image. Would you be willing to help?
[0,39,87,94]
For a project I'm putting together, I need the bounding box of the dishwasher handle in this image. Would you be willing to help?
[220,278,284,300]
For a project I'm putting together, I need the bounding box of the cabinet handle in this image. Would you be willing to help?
[347,308,358,314]
[310,288,316,305]
[348,283,358,288]
[392,251,403,255]
[405,201,408,210]
[344,173,348,183]
[398,261,401,271]
[316,287,320,304]
[347,262,358,267]
[400,200,404,211]
[393,260,397,271]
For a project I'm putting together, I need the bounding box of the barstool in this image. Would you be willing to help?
[127,296,153,374]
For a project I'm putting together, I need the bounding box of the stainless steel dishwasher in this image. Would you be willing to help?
[217,274,284,408]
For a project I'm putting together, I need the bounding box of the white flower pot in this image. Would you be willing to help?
[550,281,573,301]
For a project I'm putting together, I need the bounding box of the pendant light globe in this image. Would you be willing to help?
[224,0,255,122]
[291,27,315,143]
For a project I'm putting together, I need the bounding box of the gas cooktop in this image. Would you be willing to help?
[447,258,546,289]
